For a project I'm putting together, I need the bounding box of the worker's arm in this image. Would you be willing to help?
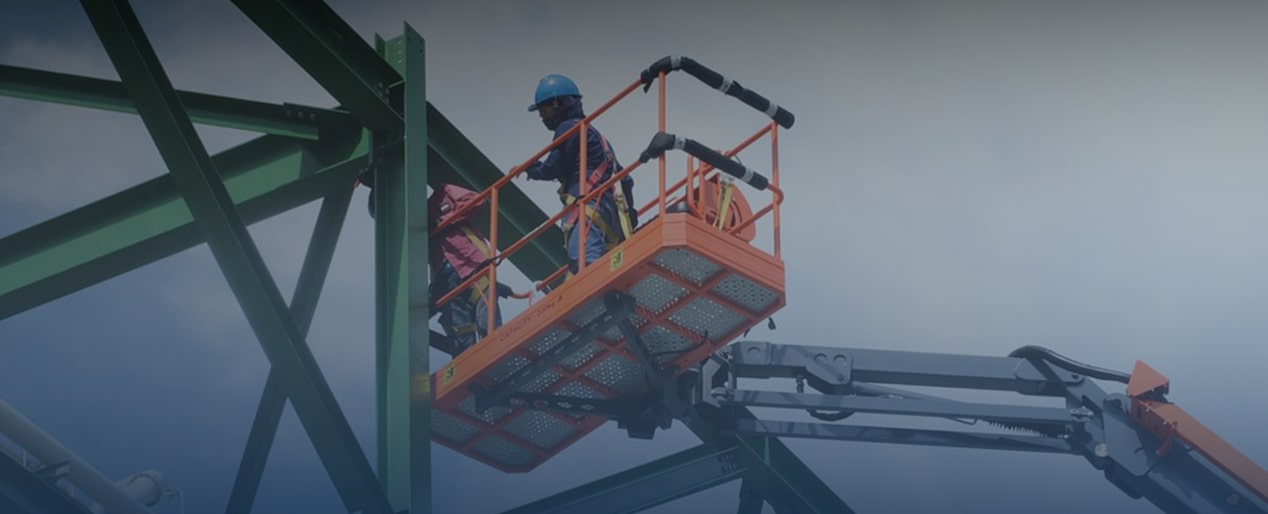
[525,119,578,181]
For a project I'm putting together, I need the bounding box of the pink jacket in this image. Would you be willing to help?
[429,184,492,280]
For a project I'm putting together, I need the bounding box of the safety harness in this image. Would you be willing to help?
[558,132,635,252]
[442,226,497,337]
[713,177,735,230]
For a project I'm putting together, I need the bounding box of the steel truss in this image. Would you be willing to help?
[0,1,844,512]
[0,0,564,512]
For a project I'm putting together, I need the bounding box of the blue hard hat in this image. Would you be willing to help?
[528,74,581,111]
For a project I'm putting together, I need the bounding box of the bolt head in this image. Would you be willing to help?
[1094,443,1109,458]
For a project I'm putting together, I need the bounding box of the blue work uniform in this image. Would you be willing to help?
[525,106,635,273]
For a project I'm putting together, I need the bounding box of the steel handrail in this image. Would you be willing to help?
[434,79,644,236]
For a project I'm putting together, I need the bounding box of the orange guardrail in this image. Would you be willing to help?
[432,67,786,342]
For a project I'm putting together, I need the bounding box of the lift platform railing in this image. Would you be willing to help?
[431,56,792,340]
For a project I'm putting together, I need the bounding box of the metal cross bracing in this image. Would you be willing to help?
[0,0,835,512]
[0,0,563,512]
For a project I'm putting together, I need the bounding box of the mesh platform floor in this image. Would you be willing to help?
[431,214,784,472]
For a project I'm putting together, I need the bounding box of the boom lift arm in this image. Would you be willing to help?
[706,341,1268,513]
[426,54,1264,513]
[509,338,1268,513]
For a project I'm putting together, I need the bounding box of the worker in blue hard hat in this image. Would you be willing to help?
[520,74,638,276]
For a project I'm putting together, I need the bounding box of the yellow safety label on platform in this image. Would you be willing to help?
[443,365,456,385]
[610,249,624,271]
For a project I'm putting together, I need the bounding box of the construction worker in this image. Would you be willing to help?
[357,170,506,355]
[520,74,637,276]
[428,183,504,356]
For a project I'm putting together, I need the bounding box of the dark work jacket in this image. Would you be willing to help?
[526,117,625,200]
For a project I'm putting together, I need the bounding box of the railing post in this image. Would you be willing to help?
[488,187,500,333]
[771,123,781,259]
[578,122,589,274]
[658,71,667,215]
[687,155,696,216]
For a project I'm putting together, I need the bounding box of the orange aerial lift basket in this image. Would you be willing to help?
[429,66,790,472]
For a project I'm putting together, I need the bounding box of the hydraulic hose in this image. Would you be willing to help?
[639,132,770,190]
[639,55,795,129]
[1008,345,1132,384]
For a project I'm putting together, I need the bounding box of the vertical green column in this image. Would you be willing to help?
[374,24,430,513]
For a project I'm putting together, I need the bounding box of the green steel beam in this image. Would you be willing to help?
[0,64,567,282]
[228,371,287,514]
[225,185,354,514]
[232,0,569,278]
[0,63,351,140]
[425,104,568,279]
[230,0,564,277]
[231,0,402,131]
[736,479,765,514]
[78,1,390,512]
[373,26,430,513]
[689,407,855,514]
[0,131,368,322]
[503,444,747,514]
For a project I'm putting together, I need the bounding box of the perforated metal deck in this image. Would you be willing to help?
[432,213,784,472]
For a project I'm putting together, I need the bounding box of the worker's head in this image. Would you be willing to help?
[529,74,582,130]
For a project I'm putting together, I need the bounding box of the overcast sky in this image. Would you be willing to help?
[2,1,1267,513]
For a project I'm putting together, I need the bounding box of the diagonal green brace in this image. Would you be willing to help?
[503,444,747,514]
[225,185,354,514]
[231,0,402,131]
[424,105,568,279]
[0,62,567,284]
[0,132,368,322]
[0,63,353,140]
[229,0,565,277]
[689,407,856,514]
[77,0,391,512]
[737,478,766,514]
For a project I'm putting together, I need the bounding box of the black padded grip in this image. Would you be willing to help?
[639,55,795,129]
[638,131,769,190]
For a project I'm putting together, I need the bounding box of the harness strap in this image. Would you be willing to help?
[597,133,636,240]
[561,131,634,243]
[460,226,495,306]
[461,226,494,259]
[450,323,478,336]
[559,198,621,252]
[714,179,735,230]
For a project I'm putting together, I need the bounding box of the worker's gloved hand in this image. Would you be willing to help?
[356,167,375,188]
[640,56,675,93]
[496,282,515,298]
[520,162,545,181]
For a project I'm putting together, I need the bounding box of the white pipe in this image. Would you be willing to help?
[91,471,166,513]
[0,398,153,514]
